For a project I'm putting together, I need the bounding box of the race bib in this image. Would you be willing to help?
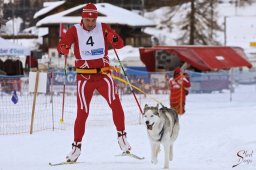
[75,22,105,60]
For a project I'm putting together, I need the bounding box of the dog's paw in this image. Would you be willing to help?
[151,159,158,164]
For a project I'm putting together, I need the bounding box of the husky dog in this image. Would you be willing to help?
[143,104,179,169]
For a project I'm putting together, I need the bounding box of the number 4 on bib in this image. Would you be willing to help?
[86,36,94,46]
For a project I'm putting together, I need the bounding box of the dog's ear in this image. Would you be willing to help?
[156,103,159,109]
[143,104,148,115]
[153,109,160,117]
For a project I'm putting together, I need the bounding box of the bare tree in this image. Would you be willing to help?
[235,0,255,6]
[0,0,6,28]
[0,0,3,19]
[177,0,222,45]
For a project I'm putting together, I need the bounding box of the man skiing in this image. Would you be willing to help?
[169,67,191,115]
[57,3,131,162]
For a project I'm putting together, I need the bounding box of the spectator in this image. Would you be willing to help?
[14,58,24,75]
[169,68,191,115]
[3,57,15,75]
[25,55,38,70]
[0,58,4,71]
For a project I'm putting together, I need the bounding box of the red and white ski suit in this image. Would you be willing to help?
[169,74,191,115]
[57,21,125,142]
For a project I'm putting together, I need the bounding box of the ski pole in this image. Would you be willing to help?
[60,54,67,123]
[112,47,143,114]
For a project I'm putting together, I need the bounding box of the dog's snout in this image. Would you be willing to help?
[145,121,149,125]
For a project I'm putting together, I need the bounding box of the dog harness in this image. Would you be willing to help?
[76,66,120,74]
[158,127,165,142]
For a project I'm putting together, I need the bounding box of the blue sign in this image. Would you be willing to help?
[52,72,76,86]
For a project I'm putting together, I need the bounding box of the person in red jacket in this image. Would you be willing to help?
[57,3,131,162]
[169,67,191,115]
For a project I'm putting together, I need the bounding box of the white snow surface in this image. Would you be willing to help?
[108,46,145,67]
[108,45,140,61]
[0,85,256,170]
[33,1,66,19]
[4,17,23,34]
[36,3,155,27]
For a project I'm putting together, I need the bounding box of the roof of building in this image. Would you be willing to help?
[139,46,253,72]
[36,3,155,27]
[34,1,66,19]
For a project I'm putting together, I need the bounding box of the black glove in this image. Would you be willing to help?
[113,35,118,43]
[107,32,118,44]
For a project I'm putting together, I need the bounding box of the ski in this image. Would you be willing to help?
[49,161,83,166]
[116,151,144,160]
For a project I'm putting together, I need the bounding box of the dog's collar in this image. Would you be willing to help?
[158,127,165,142]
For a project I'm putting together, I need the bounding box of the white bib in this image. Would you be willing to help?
[75,22,105,60]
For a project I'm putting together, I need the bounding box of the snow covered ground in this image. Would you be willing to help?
[0,84,256,170]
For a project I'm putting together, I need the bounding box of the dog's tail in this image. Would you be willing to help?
[159,103,167,109]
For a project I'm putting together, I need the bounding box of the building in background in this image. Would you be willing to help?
[34,2,155,53]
